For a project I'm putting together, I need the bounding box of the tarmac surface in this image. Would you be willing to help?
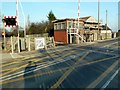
[0,38,119,89]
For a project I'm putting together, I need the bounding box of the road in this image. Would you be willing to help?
[1,38,119,89]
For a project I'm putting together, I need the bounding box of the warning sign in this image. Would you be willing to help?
[35,38,45,50]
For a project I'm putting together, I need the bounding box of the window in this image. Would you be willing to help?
[68,22,72,28]
[61,23,66,29]
[54,24,57,30]
[57,23,61,29]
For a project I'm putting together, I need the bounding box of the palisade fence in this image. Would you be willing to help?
[3,33,55,53]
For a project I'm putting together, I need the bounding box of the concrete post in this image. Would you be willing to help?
[28,37,31,51]
[11,36,14,53]
[52,37,55,47]
[44,37,47,50]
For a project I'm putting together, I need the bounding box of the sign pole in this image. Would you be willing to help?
[16,0,20,53]
[3,16,6,51]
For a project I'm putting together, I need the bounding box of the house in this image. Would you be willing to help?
[53,18,85,44]
[100,25,112,39]
[80,16,112,41]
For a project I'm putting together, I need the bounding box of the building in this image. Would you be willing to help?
[100,25,112,39]
[53,16,112,44]
[81,16,112,41]
[81,16,99,41]
[53,18,85,44]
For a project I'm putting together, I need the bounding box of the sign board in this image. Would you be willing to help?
[35,38,45,50]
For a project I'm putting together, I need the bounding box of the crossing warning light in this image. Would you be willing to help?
[2,16,18,28]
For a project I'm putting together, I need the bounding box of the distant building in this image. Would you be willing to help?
[81,16,99,41]
[100,25,112,39]
[81,16,112,41]
[53,18,84,44]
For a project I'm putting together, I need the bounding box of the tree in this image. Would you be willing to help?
[27,21,48,35]
[47,10,56,37]
[47,10,56,22]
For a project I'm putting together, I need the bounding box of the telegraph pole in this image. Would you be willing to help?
[106,10,108,39]
[78,0,80,34]
[16,0,20,53]
[98,0,100,40]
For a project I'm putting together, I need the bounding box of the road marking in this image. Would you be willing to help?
[87,61,118,88]
[10,53,24,58]
[1,47,78,75]
[101,67,120,89]
[1,46,73,67]
[1,56,118,85]
[49,52,89,90]
[1,49,84,81]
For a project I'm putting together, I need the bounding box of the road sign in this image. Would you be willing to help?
[35,38,45,50]
[3,16,18,27]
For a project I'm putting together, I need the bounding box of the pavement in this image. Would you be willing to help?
[0,38,119,89]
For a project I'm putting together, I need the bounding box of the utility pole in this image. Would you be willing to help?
[77,0,82,43]
[16,0,20,53]
[78,0,80,34]
[106,10,108,39]
[98,0,100,40]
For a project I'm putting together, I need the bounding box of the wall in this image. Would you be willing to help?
[54,30,68,44]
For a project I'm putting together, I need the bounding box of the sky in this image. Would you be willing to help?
[1,0,119,32]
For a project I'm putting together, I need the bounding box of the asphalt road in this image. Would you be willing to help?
[1,38,119,89]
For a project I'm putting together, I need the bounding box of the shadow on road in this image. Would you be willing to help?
[24,61,39,89]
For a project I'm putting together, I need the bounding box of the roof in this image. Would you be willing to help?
[80,16,91,21]
[100,25,111,30]
[52,18,84,23]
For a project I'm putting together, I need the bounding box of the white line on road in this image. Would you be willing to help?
[10,53,24,58]
[101,67,120,89]
[0,52,85,82]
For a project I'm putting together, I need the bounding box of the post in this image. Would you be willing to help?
[19,0,26,50]
[11,36,14,53]
[98,0,100,40]
[16,0,20,53]
[3,20,6,51]
[106,10,108,39]
[52,37,55,47]
[28,37,31,51]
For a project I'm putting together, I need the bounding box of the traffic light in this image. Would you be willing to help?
[2,16,18,27]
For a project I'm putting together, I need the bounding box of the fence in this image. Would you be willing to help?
[2,33,55,53]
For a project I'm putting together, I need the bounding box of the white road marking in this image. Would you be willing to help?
[101,67,120,89]
[10,53,24,58]
[0,52,85,82]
